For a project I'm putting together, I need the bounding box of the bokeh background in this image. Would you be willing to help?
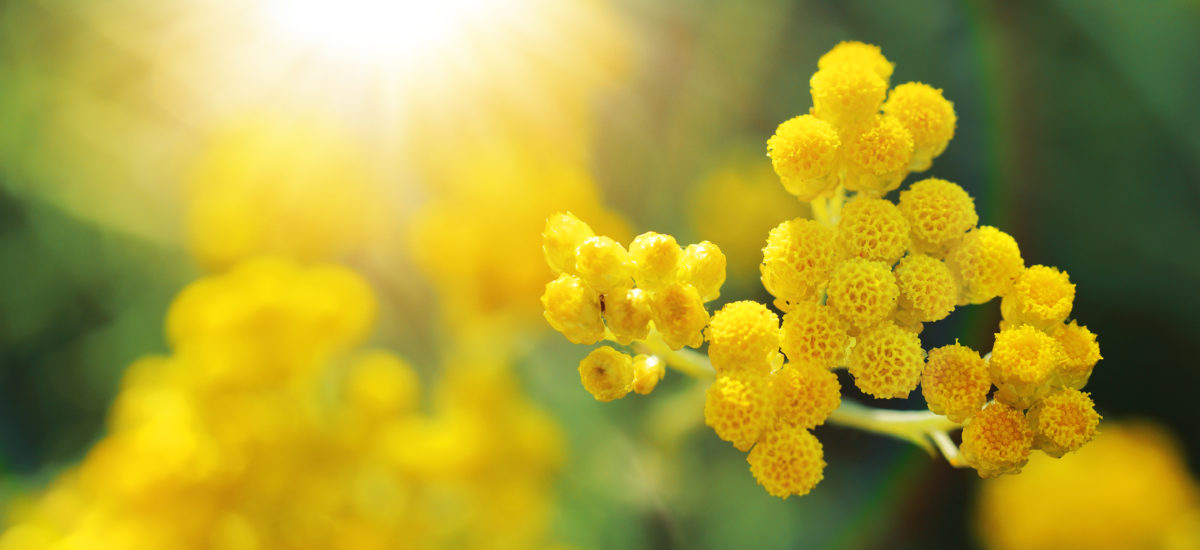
[1,0,1198,548]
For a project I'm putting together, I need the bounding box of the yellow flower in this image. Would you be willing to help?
[1026,388,1100,457]
[705,301,780,377]
[961,402,1033,478]
[882,83,956,171]
[826,258,900,331]
[575,235,634,294]
[761,217,840,310]
[989,325,1067,409]
[818,41,894,82]
[578,346,635,402]
[921,343,990,423]
[894,253,958,322]
[769,363,841,430]
[747,426,825,498]
[631,354,666,395]
[704,374,773,452]
[767,114,841,201]
[602,286,652,346]
[1051,320,1102,389]
[836,196,911,263]
[681,241,727,302]
[946,226,1024,304]
[542,211,596,276]
[897,178,978,256]
[848,321,925,399]
[649,282,709,350]
[810,64,888,131]
[541,273,605,345]
[1001,265,1075,330]
[779,301,850,369]
[629,231,683,290]
[841,115,914,195]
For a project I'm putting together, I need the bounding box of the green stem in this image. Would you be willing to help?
[630,330,715,381]
[826,399,966,466]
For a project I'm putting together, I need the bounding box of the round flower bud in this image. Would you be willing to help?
[650,282,709,350]
[921,343,990,423]
[990,325,1068,409]
[578,346,635,402]
[842,115,914,195]
[705,301,780,376]
[836,196,911,263]
[945,226,1024,304]
[1052,321,1102,389]
[826,258,899,331]
[810,64,888,130]
[682,241,726,302]
[894,253,958,322]
[603,286,652,345]
[882,82,956,171]
[761,218,840,310]
[1001,265,1075,330]
[961,401,1034,478]
[818,41,894,82]
[1027,388,1101,458]
[747,426,825,498]
[780,301,850,369]
[898,178,978,256]
[543,212,594,275]
[629,232,682,290]
[541,274,604,345]
[770,363,841,430]
[631,354,666,395]
[704,374,773,452]
[767,115,841,201]
[575,236,633,293]
[848,321,925,399]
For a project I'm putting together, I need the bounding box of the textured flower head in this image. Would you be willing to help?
[895,253,958,322]
[578,346,635,402]
[767,114,841,201]
[769,363,841,430]
[575,235,634,293]
[1052,321,1102,389]
[541,274,604,345]
[747,426,826,498]
[780,301,850,369]
[704,374,773,452]
[603,286,652,345]
[705,301,781,376]
[818,41,894,82]
[810,64,888,130]
[882,82,956,171]
[921,343,990,423]
[1001,265,1075,330]
[629,231,683,290]
[682,241,727,302]
[837,196,911,263]
[990,325,1068,409]
[1027,388,1101,458]
[842,115,914,194]
[961,402,1034,478]
[898,178,978,256]
[542,211,595,276]
[761,218,840,309]
[946,226,1024,304]
[650,282,710,350]
[848,321,925,399]
[826,258,900,331]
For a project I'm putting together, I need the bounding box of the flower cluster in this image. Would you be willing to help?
[1,259,563,549]
[541,41,1104,498]
[542,212,725,400]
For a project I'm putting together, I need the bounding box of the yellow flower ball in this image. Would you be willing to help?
[541,273,605,345]
[848,321,925,399]
[810,64,888,130]
[826,258,900,331]
[770,363,841,430]
[921,343,990,423]
[578,346,635,402]
[897,178,978,256]
[682,241,727,302]
[747,426,825,498]
[704,374,773,452]
[882,82,956,171]
[894,253,958,322]
[818,41,894,82]
[836,196,911,263]
[575,235,634,294]
[841,115,914,195]
[961,401,1034,478]
[542,212,595,275]
[780,301,850,369]
[990,325,1068,409]
[631,354,665,395]
[705,301,780,377]
[1051,321,1102,389]
[761,218,840,310]
[945,226,1024,304]
[602,286,652,345]
[650,282,709,350]
[766,114,841,201]
[629,232,682,290]
[1027,388,1101,458]
[1001,265,1075,330]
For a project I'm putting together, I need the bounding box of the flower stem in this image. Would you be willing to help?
[827,399,967,466]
